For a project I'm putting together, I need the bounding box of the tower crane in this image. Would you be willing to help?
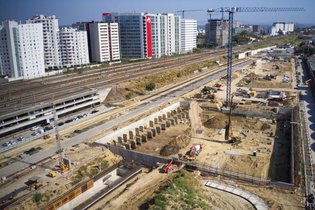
[176,9,203,18]
[207,7,304,140]
[53,106,70,173]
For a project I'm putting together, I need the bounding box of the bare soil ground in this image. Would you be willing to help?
[6,145,120,210]
[238,60,293,89]
[89,167,174,210]
[135,124,191,157]
[191,110,276,178]
[238,184,304,210]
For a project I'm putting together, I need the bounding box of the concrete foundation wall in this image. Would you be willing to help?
[238,46,276,59]
[96,102,181,145]
[107,144,170,166]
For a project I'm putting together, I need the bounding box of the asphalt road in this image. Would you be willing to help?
[0,61,250,178]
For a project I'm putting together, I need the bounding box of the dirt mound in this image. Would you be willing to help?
[160,145,180,156]
[243,120,271,131]
[203,115,227,129]
[160,128,191,156]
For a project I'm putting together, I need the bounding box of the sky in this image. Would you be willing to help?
[0,0,314,26]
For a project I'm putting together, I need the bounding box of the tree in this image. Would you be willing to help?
[145,82,156,91]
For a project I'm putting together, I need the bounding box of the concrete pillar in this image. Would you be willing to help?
[154,118,158,124]
[161,123,166,130]
[156,126,161,133]
[170,119,175,125]
[149,120,154,127]
[166,121,171,127]
[122,145,127,150]
[123,134,128,142]
[125,143,131,150]
[135,128,140,136]
[129,131,134,139]
[174,117,178,124]
[172,110,176,116]
[178,114,182,120]
[151,128,156,137]
[136,137,142,145]
[162,114,166,120]
[181,113,185,119]
[185,112,189,119]
[118,136,123,144]
[158,116,163,122]
[177,107,181,112]
[113,140,117,146]
[142,135,147,142]
[147,131,153,139]
[167,112,171,118]
[130,140,137,149]
[139,126,144,132]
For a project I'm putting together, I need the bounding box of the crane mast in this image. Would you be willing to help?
[53,106,64,164]
[207,7,304,110]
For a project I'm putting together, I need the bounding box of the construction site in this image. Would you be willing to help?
[0,14,311,210]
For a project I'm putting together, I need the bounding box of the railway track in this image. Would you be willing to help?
[0,51,227,114]
[0,50,216,94]
[0,52,213,100]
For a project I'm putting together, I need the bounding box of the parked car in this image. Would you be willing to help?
[30,126,40,131]
[17,137,25,141]
[44,126,53,132]
[31,131,39,136]
[65,119,73,123]
[91,110,99,114]
[2,142,10,147]
[57,122,64,126]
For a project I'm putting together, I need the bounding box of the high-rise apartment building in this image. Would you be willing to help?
[59,27,89,67]
[181,19,197,53]
[205,19,229,47]
[102,12,182,59]
[270,22,294,36]
[0,20,45,79]
[27,15,61,69]
[88,22,120,62]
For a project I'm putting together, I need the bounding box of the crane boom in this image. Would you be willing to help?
[176,9,203,18]
[236,7,305,12]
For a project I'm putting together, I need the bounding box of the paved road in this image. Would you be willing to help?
[0,61,250,178]
[297,59,315,196]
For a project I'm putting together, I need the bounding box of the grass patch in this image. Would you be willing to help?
[33,193,42,203]
[148,170,212,210]
[70,156,109,185]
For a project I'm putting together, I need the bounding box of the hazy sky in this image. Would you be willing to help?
[0,0,314,25]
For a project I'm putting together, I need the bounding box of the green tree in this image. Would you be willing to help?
[145,83,156,91]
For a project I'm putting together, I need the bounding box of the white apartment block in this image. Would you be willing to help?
[59,27,89,67]
[102,12,182,59]
[270,22,294,36]
[0,20,45,79]
[27,15,61,69]
[88,22,120,63]
[181,19,197,53]
[152,13,182,57]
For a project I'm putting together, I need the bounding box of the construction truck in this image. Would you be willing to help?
[185,144,202,160]
[48,171,57,178]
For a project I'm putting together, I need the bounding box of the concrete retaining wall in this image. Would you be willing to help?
[107,144,170,167]
[96,102,181,145]
[238,46,276,59]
